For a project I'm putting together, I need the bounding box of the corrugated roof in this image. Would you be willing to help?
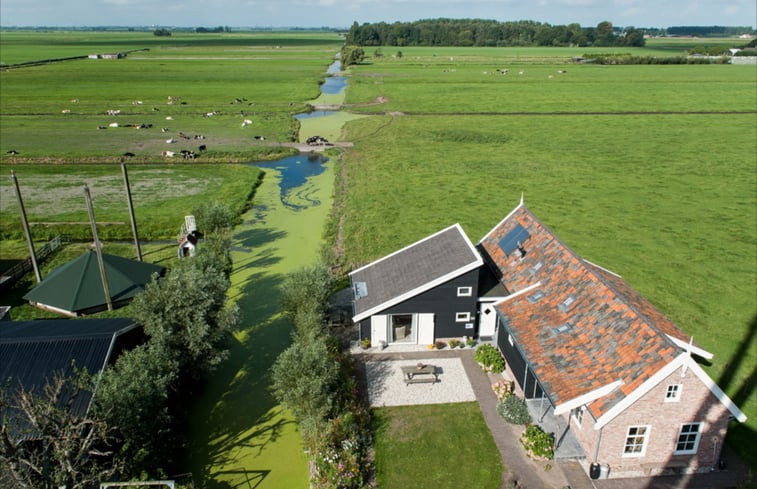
[0,318,138,431]
[23,251,164,315]
[350,224,483,321]
[479,205,682,419]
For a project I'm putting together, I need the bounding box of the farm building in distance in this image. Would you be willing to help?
[351,199,746,479]
[23,251,164,316]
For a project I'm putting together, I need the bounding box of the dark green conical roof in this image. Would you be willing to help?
[23,251,165,314]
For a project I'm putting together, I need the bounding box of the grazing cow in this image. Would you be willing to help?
[198,145,207,151]
[123,152,135,157]
[548,75,554,79]
[98,125,107,130]
[162,128,169,132]
[152,107,160,112]
[557,70,566,74]
[194,134,205,140]
[166,139,176,144]
[166,116,174,121]
[306,135,329,146]
[109,122,119,127]
[107,109,121,116]
[7,150,18,155]
[62,109,71,114]
[162,150,175,158]
[70,98,79,103]
[133,100,143,105]
[518,70,524,75]
[204,112,215,118]
[180,150,196,159]
[254,135,266,141]
[242,119,253,127]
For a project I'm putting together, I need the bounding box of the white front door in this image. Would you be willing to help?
[479,302,497,337]
[417,313,435,345]
[371,315,387,346]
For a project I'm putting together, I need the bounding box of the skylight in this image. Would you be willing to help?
[527,291,545,303]
[558,295,576,313]
[498,223,530,256]
[354,281,368,299]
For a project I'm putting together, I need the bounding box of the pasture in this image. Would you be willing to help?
[339,44,757,467]
[0,30,343,161]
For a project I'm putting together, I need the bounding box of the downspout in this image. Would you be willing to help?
[593,425,603,463]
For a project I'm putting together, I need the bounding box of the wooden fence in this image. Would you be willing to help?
[0,235,71,291]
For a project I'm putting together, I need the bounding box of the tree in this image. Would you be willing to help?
[153,28,171,37]
[0,372,120,489]
[279,264,333,324]
[192,201,235,234]
[131,262,239,379]
[94,343,178,476]
[341,45,365,66]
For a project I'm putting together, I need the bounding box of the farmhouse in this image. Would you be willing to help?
[350,200,746,479]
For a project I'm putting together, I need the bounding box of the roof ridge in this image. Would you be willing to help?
[70,251,96,310]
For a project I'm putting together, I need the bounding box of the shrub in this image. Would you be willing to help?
[497,395,531,425]
[520,424,554,460]
[475,344,505,373]
[492,380,512,401]
[448,338,460,348]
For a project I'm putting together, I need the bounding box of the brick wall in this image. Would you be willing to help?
[591,365,731,478]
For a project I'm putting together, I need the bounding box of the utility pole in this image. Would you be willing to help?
[83,184,113,312]
[10,170,42,283]
[121,163,142,261]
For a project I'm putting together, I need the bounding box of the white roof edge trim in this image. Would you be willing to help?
[492,282,542,307]
[351,257,484,322]
[594,353,688,430]
[553,380,623,416]
[477,296,509,303]
[583,259,622,278]
[666,334,714,360]
[478,200,524,243]
[686,356,747,423]
[350,223,466,276]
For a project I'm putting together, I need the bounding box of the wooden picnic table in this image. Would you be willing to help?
[401,364,438,385]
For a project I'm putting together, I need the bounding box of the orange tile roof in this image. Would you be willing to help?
[479,205,685,419]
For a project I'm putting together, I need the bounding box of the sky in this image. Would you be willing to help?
[1,0,755,29]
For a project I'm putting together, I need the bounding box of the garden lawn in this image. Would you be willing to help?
[185,157,335,488]
[372,403,503,489]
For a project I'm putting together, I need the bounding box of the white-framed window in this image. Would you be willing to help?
[665,384,682,402]
[572,406,584,426]
[457,286,472,297]
[455,312,471,322]
[674,423,702,455]
[623,425,650,457]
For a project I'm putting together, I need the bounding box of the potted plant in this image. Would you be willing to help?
[361,338,370,350]
[448,338,460,348]
[466,336,476,348]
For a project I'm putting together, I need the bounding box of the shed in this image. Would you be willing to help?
[23,251,165,316]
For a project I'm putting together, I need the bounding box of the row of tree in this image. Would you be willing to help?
[345,19,645,48]
[0,202,239,487]
[271,265,371,488]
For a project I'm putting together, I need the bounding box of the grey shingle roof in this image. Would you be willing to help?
[350,224,482,321]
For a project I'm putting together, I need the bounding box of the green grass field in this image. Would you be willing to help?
[339,45,757,468]
[372,403,503,488]
[0,164,263,240]
[0,30,343,161]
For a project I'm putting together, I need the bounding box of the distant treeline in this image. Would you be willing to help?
[666,26,755,37]
[346,19,644,47]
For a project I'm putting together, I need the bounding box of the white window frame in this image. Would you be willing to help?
[455,312,471,322]
[622,425,650,457]
[572,406,584,426]
[457,286,473,297]
[665,384,682,402]
[674,423,702,455]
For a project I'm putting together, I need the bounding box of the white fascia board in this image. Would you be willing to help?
[583,259,622,278]
[350,223,468,276]
[594,353,688,430]
[666,334,714,360]
[477,297,509,303]
[554,380,624,416]
[352,258,483,323]
[492,281,542,307]
[686,356,747,423]
[478,201,524,243]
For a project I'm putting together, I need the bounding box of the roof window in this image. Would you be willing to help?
[498,223,530,257]
[558,295,576,313]
[354,281,368,299]
[527,291,545,303]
